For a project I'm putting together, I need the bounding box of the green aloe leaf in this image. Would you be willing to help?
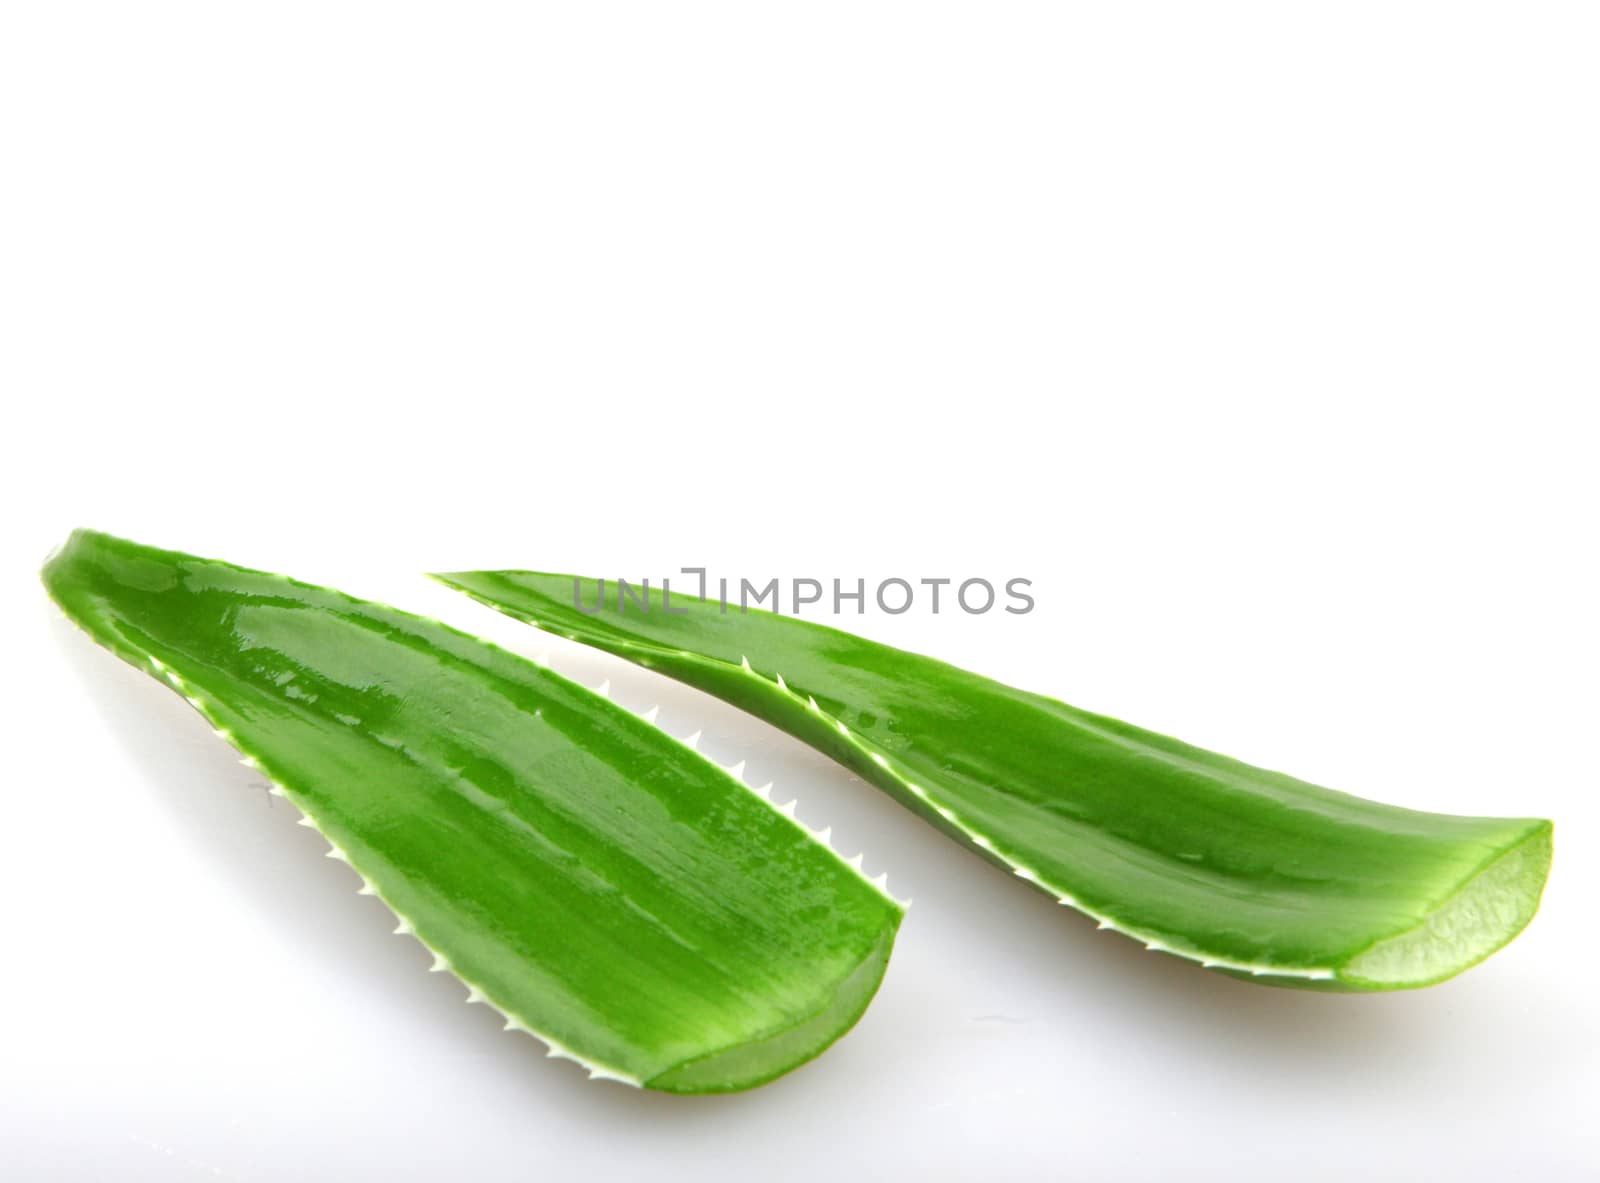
[44,532,901,1093]
[436,571,1552,992]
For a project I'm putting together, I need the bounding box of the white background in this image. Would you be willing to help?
[3,4,1596,1179]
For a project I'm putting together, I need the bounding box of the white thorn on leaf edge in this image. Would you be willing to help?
[775,673,789,692]
[682,729,702,751]
[639,705,660,724]
[740,655,753,673]
[594,679,610,698]
[725,759,746,781]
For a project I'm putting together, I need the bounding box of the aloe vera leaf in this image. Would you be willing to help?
[43,533,902,1092]
[435,571,1552,992]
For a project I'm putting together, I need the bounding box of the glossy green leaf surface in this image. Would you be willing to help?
[44,532,901,1092]
[437,571,1552,992]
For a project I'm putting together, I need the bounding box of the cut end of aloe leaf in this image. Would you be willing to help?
[645,924,897,1093]
[1335,820,1552,991]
